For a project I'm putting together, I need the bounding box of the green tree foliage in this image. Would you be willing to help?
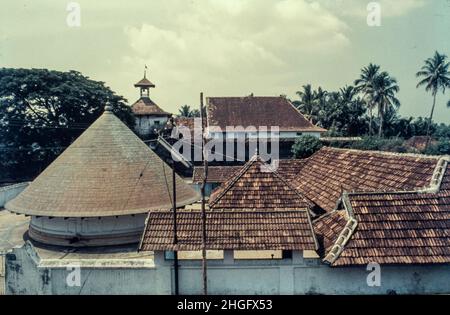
[0,68,134,181]
[291,135,323,158]
[294,84,317,123]
[350,137,407,153]
[368,72,400,137]
[416,51,450,140]
[178,104,200,117]
[354,63,380,136]
[424,138,450,155]
[293,85,368,137]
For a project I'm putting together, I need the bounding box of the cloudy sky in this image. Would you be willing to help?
[1,0,449,122]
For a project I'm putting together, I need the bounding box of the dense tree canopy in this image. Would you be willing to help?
[0,68,134,181]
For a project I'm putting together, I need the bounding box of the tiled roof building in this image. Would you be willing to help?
[6,105,199,246]
[294,147,439,212]
[206,96,326,133]
[140,155,318,251]
[314,153,450,266]
[142,146,449,266]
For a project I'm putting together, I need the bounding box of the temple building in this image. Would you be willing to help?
[5,105,199,247]
[131,72,171,138]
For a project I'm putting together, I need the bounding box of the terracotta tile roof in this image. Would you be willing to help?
[313,210,348,252]
[140,155,318,251]
[6,109,200,217]
[314,161,450,266]
[294,147,439,212]
[131,97,171,116]
[275,159,307,180]
[192,159,306,184]
[192,166,242,184]
[139,210,318,251]
[209,156,312,211]
[206,96,326,132]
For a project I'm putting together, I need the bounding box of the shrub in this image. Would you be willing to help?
[291,135,323,158]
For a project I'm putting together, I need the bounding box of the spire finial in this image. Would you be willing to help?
[144,64,148,78]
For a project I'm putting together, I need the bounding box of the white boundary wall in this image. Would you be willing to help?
[5,244,450,295]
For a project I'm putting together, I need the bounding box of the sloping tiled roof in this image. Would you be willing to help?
[192,159,306,184]
[206,96,326,132]
[139,210,318,251]
[131,97,171,116]
[294,147,439,212]
[209,156,312,211]
[314,160,450,266]
[192,166,243,184]
[313,210,348,252]
[141,155,318,251]
[6,108,200,217]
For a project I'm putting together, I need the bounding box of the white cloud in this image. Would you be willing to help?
[122,0,350,108]
[323,0,426,18]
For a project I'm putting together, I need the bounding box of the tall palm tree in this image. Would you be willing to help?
[295,84,317,123]
[416,51,450,144]
[355,63,380,136]
[369,72,400,137]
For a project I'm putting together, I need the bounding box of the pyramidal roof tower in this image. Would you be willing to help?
[6,105,200,246]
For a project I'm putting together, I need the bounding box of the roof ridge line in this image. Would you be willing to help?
[256,160,319,250]
[344,156,449,197]
[208,155,259,208]
[268,162,315,209]
[321,146,444,160]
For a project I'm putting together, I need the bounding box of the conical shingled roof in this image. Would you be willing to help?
[6,108,200,217]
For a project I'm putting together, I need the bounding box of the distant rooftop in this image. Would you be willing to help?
[206,96,326,132]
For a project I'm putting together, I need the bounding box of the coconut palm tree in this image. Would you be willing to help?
[354,63,380,136]
[178,105,200,117]
[370,72,400,137]
[416,51,450,143]
[295,84,317,123]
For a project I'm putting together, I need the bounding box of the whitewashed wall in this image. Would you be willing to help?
[5,244,450,295]
[135,116,168,136]
[0,182,29,208]
[210,131,321,140]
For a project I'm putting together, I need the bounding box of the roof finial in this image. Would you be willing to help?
[104,102,112,112]
[144,64,148,78]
